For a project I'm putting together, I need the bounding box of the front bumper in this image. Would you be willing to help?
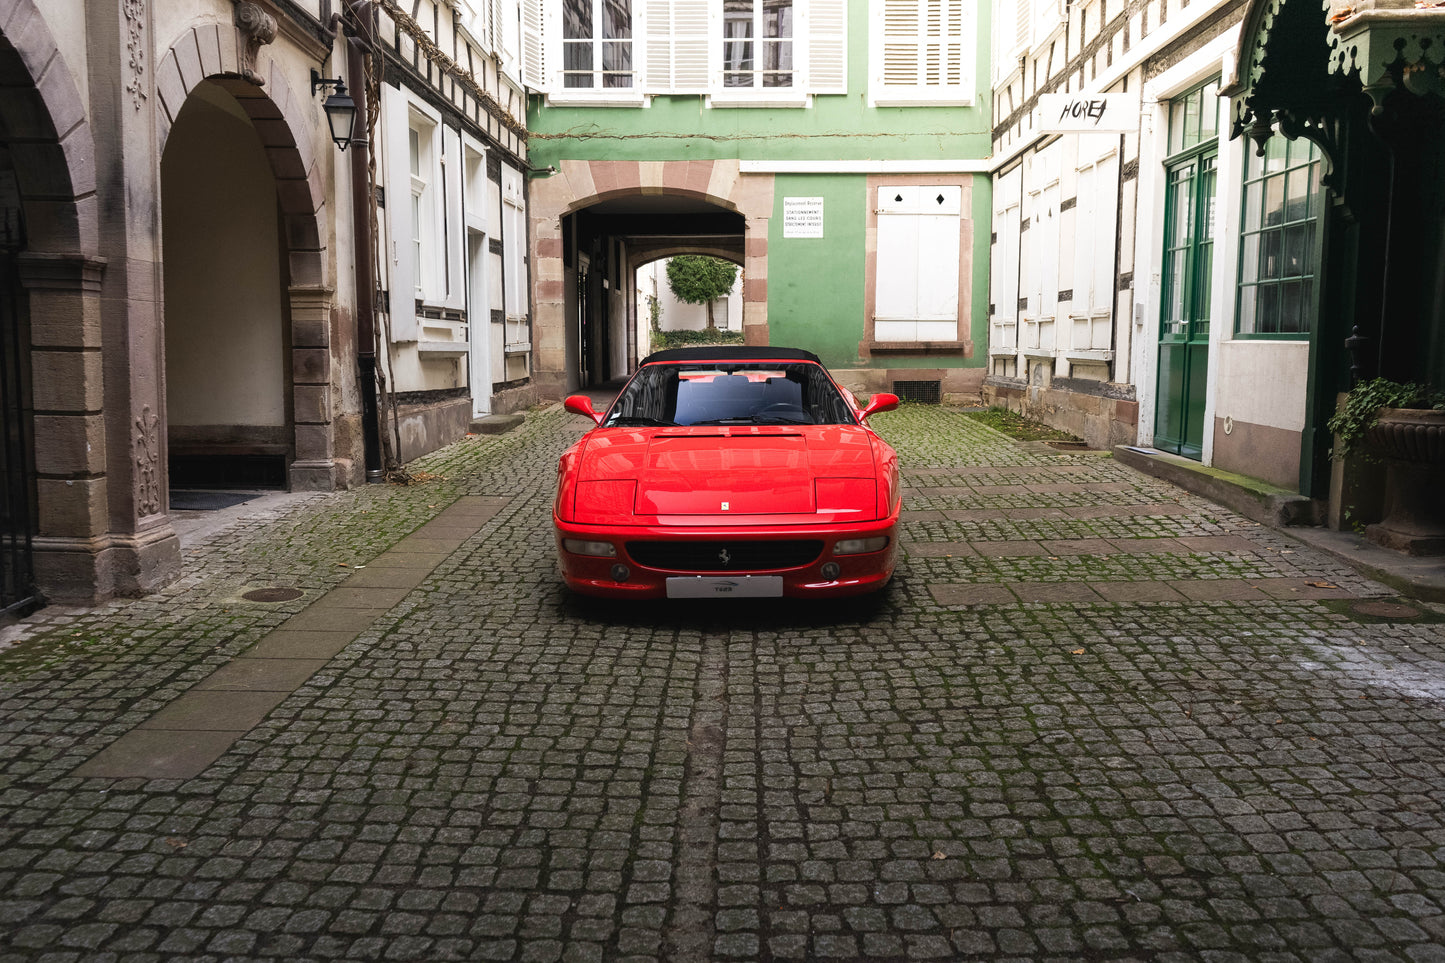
[554,515,899,599]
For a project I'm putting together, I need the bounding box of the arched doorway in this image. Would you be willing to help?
[564,196,746,389]
[161,80,292,491]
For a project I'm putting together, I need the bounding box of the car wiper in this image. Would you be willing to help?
[689,418,753,426]
[751,413,813,424]
[607,416,678,427]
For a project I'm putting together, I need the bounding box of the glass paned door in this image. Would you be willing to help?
[1155,151,1216,459]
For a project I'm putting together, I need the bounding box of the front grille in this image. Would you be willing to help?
[627,540,824,572]
[893,380,941,403]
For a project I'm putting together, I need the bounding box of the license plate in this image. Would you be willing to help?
[666,576,784,599]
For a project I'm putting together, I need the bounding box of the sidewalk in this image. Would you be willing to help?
[1,404,1443,962]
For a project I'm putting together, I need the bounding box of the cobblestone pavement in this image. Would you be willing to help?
[3,404,1445,962]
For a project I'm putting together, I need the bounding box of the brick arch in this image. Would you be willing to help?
[0,0,97,255]
[155,28,327,288]
[530,159,777,396]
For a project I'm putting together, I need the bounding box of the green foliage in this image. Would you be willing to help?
[1326,378,1445,458]
[963,406,1083,443]
[665,256,739,306]
[646,294,662,332]
[650,329,745,352]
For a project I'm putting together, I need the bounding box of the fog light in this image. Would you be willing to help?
[562,538,616,557]
[835,536,889,556]
[821,562,841,580]
[610,564,631,582]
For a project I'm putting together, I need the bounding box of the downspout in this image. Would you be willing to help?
[346,1,384,482]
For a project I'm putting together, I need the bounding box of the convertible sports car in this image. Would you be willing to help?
[554,346,901,599]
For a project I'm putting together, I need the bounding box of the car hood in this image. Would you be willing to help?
[575,426,878,520]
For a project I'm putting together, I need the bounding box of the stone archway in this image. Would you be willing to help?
[529,160,775,397]
[0,1,119,605]
[155,27,342,491]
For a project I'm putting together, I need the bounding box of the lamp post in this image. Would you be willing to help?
[310,69,357,151]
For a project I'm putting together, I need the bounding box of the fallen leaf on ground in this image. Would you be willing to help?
[1071,648,1086,655]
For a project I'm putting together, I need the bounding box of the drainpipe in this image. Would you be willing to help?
[346,1,384,482]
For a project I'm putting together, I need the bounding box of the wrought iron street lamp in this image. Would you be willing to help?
[310,69,357,151]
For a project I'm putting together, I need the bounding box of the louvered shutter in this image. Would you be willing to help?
[808,0,847,93]
[382,84,418,341]
[874,0,974,103]
[642,0,711,93]
[521,0,545,90]
[1015,0,1031,52]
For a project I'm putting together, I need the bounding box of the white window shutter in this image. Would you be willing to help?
[382,85,418,341]
[521,0,545,90]
[642,0,710,93]
[808,0,847,94]
[1016,0,1032,51]
[442,125,466,311]
[875,0,974,102]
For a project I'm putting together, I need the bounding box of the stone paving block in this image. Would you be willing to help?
[245,630,357,660]
[1255,577,1354,600]
[1092,581,1189,603]
[1106,537,1188,554]
[1008,581,1103,603]
[1040,538,1118,556]
[903,541,978,558]
[342,567,430,589]
[139,690,289,731]
[1174,535,1264,554]
[408,522,483,541]
[281,605,391,633]
[306,586,411,610]
[72,729,247,780]
[358,552,451,570]
[973,540,1049,558]
[389,536,469,554]
[1170,579,1271,601]
[928,584,1017,606]
[196,658,327,691]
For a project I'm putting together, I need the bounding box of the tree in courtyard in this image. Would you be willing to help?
[665,255,740,331]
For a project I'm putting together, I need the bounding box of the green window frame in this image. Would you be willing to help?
[1159,80,1219,345]
[1235,135,1324,338]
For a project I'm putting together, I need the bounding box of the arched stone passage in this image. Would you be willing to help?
[154,29,342,491]
[0,0,117,605]
[529,160,775,396]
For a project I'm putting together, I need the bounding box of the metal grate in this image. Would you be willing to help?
[892,380,941,404]
[627,540,824,572]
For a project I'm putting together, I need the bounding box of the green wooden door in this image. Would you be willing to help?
[1154,73,1222,461]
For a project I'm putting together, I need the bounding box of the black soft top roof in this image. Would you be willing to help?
[640,345,823,366]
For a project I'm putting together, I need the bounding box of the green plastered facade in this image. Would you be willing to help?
[525,0,995,399]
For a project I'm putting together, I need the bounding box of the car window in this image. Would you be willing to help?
[603,362,859,427]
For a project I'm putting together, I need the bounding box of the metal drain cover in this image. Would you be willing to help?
[242,587,304,603]
[1350,600,1422,619]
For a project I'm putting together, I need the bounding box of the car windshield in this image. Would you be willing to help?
[602,362,859,428]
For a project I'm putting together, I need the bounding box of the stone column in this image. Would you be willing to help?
[289,284,339,490]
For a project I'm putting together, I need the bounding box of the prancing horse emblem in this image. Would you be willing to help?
[719,549,732,566]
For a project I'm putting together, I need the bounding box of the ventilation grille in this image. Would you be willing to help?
[892,380,941,404]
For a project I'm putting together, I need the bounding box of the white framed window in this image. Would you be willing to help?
[869,0,976,106]
[563,0,634,89]
[722,0,794,89]
[529,0,844,102]
[874,185,962,342]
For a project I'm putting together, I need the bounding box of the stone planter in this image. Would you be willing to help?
[1363,407,1445,555]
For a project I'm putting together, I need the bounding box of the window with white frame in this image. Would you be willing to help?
[722,0,793,88]
[870,0,976,106]
[874,185,962,342]
[564,0,634,88]
[408,113,439,299]
[527,0,846,98]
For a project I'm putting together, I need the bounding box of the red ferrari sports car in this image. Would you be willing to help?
[554,346,901,599]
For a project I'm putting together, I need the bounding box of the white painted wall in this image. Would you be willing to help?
[1214,341,1311,432]
[161,85,286,427]
[643,259,743,333]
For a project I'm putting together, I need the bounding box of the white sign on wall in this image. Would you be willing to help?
[1037,93,1140,134]
[783,197,825,238]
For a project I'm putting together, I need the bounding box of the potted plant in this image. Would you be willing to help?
[1327,378,1445,554]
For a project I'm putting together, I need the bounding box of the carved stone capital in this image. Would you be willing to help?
[233,1,278,86]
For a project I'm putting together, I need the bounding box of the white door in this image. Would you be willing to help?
[468,230,492,418]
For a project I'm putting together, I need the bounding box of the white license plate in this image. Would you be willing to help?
[666,576,784,599]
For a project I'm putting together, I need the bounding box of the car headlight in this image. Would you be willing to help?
[834,536,889,556]
[562,539,617,557]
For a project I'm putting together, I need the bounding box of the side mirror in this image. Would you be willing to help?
[860,392,900,421]
[564,395,603,425]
